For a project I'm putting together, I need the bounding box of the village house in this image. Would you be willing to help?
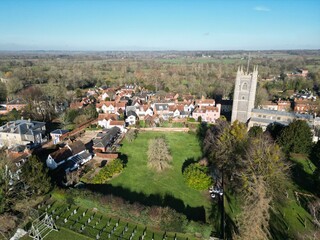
[0,119,46,148]
[50,129,69,145]
[133,92,150,103]
[259,101,278,111]
[169,104,189,118]
[6,98,27,112]
[96,101,116,114]
[195,98,216,108]
[287,68,309,78]
[46,141,92,171]
[260,100,292,112]
[134,105,153,120]
[294,98,319,114]
[192,105,221,123]
[115,102,126,112]
[93,127,121,152]
[70,101,84,109]
[126,111,138,125]
[98,118,125,132]
[99,92,110,101]
[153,103,170,115]
[277,100,291,111]
[0,105,7,115]
[164,93,179,101]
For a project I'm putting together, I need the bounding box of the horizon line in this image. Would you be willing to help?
[0,48,319,53]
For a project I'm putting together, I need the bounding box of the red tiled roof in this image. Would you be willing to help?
[109,120,125,126]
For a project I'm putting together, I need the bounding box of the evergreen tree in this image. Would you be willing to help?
[21,155,51,195]
[279,120,313,154]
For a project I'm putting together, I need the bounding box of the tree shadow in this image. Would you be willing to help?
[196,122,208,151]
[225,212,238,239]
[208,201,221,237]
[84,183,206,222]
[85,140,93,153]
[181,157,198,173]
[290,160,316,193]
[269,210,291,240]
[118,153,128,165]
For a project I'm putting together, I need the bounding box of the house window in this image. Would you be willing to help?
[242,96,245,100]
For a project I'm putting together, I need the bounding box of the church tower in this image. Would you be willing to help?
[231,66,258,123]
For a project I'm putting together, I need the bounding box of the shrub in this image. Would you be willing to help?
[184,221,212,238]
[183,163,212,190]
[159,207,188,232]
[92,159,124,183]
[125,129,138,142]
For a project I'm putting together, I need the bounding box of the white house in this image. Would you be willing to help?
[97,119,125,132]
[126,111,138,125]
[46,141,92,170]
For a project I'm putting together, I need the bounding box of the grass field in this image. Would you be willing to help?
[109,131,211,221]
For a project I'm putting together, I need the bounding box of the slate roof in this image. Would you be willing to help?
[69,141,86,155]
[127,110,138,118]
[51,129,69,135]
[93,127,120,148]
[154,103,169,111]
[252,108,313,120]
[50,148,73,164]
[0,120,45,135]
[7,98,27,105]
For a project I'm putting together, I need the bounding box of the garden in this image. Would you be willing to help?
[22,197,192,240]
[108,131,212,221]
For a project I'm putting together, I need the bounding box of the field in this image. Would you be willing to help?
[22,199,191,240]
[22,227,92,240]
[108,131,211,221]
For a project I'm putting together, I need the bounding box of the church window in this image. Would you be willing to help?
[242,82,248,90]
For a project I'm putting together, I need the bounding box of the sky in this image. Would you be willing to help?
[0,0,319,51]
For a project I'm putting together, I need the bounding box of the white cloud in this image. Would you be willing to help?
[254,6,271,12]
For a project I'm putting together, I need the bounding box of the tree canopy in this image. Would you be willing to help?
[183,163,212,190]
[279,120,313,154]
[147,137,172,172]
[21,155,51,195]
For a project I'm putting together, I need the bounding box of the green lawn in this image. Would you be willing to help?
[109,131,211,221]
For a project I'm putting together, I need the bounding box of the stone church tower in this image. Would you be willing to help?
[231,66,258,123]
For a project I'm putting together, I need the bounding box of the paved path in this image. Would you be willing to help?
[137,127,189,132]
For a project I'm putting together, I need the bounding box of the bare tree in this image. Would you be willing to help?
[235,176,271,240]
[125,129,138,143]
[147,137,172,172]
[0,213,17,236]
[309,198,320,228]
